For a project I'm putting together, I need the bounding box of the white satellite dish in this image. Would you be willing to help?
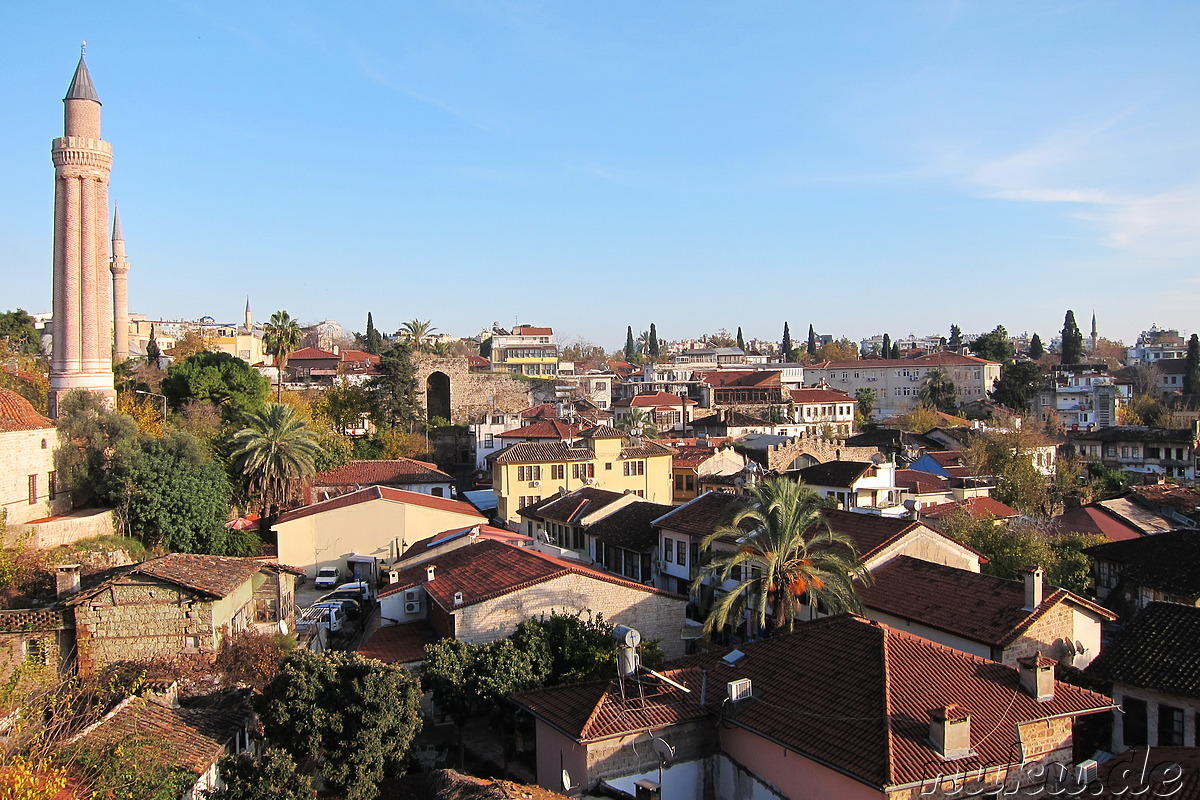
[277,620,289,636]
[561,769,573,791]
[651,736,675,763]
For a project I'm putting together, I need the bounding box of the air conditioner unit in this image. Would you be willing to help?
[727,678,753,702]
[403,589,421,602]
[1075,759,1099,786]
[404,601,421,614]
[530,480,541,487]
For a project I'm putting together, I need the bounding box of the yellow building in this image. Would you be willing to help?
[492,425,674,523]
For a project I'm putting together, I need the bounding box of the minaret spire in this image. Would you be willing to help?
[50,49,115,415]
[111,204,130,363]
[244,297,253,333]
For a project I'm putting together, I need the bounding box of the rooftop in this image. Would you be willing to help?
[274,485,483,526]
[315,458,452,486]
[0,387,55,432]
[1086,602,1200,699]
[517,487,627,524]
[1084,530,1200,596]
[585,501,674,551]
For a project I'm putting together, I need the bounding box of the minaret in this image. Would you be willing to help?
[110,204,130,362]
[244,297,253,333]
[49,48,115,416]
[1090,312,1098,354]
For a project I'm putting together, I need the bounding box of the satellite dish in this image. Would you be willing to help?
[277,620,288,636]
[651,736,675,763]
[1075,640,1086,656]
[561,769,573,791]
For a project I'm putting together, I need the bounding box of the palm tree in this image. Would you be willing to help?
[263,310,302,402]
[397,319,437,353]
[616,407,660,440]
[230,403,324,524]
[691,477,870,637]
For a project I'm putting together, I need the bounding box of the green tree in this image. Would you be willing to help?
[396,319,437,352]
[807,324,818,360]
[970,325,1014,363]
[366,343,420,431]
[615,407,660,439]
[263,310,302,402]
[990,360,1047,411]
[648,323,660,357]
[735,327,745,351]
[624,326,636,360]
[0,309,42,355]
[145,324,161,367]
[881,333,892,361]
[1185,333,1200,396]
[855,387,876,419]
[54,390,140,508]
[230,403,323,521]
[691,477,870,636]
[948,324,963,351]
[161,351,269,417]
[508,611,661,686]
[118,431,237,554]
[781,322,795,362]
[1028,333,1045,360]
[1060,310,1084,365]
[317,382,373,437]
[257,650,422,800]
[919,368,958,414]
[205,749,313,800]
[359,312,383,355]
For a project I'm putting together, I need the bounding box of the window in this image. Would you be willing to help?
[520,495,539,510]
[572,528,585,550]
[1158,704,1185,746]
[605,462,613,470]
[551,464,565,480]
[47,472,56,501]
[676,540,687,567]
[27,475,36,505]
[664,537,674,562]
[623,460,645,476]
[573,463,595,480]
[484,433,494,447]
[431,488,444,497]
[1123,697,1148,746]
[517,465,542,482]
[25,638,47,665]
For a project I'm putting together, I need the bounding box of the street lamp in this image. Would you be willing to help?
[135,390,168,419]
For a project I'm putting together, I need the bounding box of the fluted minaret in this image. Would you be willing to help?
[50,50,115,416]
[110,205,130,362]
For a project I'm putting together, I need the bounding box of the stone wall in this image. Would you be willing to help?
[72,579,223,676]
[1004,603,1075,668]
[413,357,533,423]
[8,508,115,548]
[585,719,717,789]
[755,435,880,473]
[456,573,688,658]
[0,428,68,527]
[0,608,70,693]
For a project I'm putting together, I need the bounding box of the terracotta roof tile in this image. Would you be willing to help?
[275,485,483,525]
[287,346,339,359]
[400,524,523,562]
[860,556,1114,648]
[497,419,582,440]
[652,492,749,539]
[65,553,270,601]
[492,442,595,464]
[1086,602,1200,698]
[614,391,697,408]
[586,501,674,551]
[1084,530,1200,596]
[358,622,439,664]
[789,388,855,403]
[519,487,626,524]
[920,496,1020,520]
[0,388,54,432]
[894,469,949,494]
[579,424,623,439]
[315,458,452,486]
[794,461,877,487]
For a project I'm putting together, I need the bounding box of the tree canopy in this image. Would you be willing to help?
[1186,334,1200,396]
[161,351,269,417]
[947,324,963,351]
[263,311,302,402]
[1060,310,1085,364]
[969,325,1015,363]
[781,322,795,363]
[990,360,1047,411]
[257,650,422,800]
[229,402,324,517]
[919,368,958,414]
[0,309,42,354]
[366,343,421,431]
[1028,333,1045,360]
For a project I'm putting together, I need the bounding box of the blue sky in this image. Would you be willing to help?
[3,1,1197,350]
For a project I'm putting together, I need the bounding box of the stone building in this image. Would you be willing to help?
[0,608,72,700]
[0,388,67,526]
[62,554,300,676]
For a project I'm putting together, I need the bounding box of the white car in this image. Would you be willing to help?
[314,567,340,588]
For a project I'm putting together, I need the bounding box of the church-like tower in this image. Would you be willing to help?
[110,205,130,362]
[50,51,115,417]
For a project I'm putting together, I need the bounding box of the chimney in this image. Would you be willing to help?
[1022,566,1044,611]
[426,565,436,582]
[1018,652,1056,701]
[388,568,400,585]
[141,679,179,708]
[55,564,82,600]
[929,704,972,760]
[453,590,464,606]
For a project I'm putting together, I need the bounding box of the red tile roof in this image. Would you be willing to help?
[859,556,1114,647]
[920,496,1019,520]
[287,346,339,360]
[694,370,779,388]
[378,539,679,607]
[614,391,697,408]
[514,326,553,336]
[358,622,438,664]
[338,349,380,364]
[1052,505,1144,542]
[67,553,289,602]
[492,442,595,464]
[516,615,1112,788]
[652,492,749,540]
[927,450,969,467]
[518,487,626,524]
[894,469,949,494]
[789,387,855,403]
[497,419,581,440]
[315,458,451,486]
[0,388,54,432]
[400,524,528,562]
[274,485,483,525]
[813,352,1000,370]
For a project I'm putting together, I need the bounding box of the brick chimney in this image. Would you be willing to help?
[1022,565,1044,611]
[929,704,972,760]
[1018,652,1056,701]
[55,564,82,600]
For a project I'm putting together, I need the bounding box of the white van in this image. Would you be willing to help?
[297,603,346,634]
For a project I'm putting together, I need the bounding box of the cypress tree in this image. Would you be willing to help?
[625,326,636,360]
[891,343,900,360]
[1029,333,1045,360]
[1060,311,1084,364]
[736,327,745,351]
[648,323,660,357]
[882,333,891,360]
[364,312,382,355]
[948,324,962,351]
[807,325,818,359]
[1186,334,1200,396]
[782,323,794,362]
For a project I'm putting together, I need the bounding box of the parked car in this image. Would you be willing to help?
[297,603,345,634]
[316,597,362,617]
[314,567,340,588]
[332,580,374,601]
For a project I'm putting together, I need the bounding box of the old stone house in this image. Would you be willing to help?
[62,554,300,675]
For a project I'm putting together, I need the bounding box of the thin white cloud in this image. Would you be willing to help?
[353,52,507,135]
